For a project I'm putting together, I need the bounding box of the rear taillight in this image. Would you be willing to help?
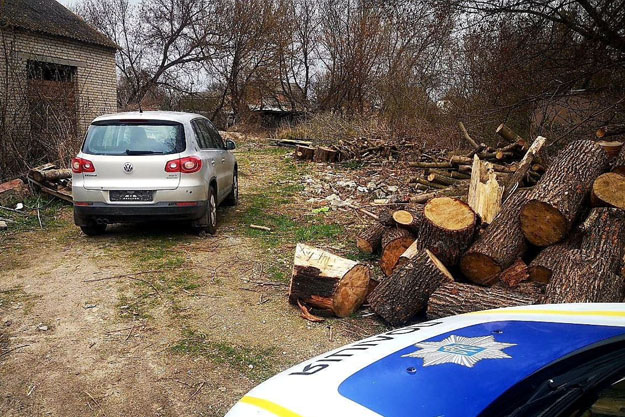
[165,157,202,173]
[72,157,95,173]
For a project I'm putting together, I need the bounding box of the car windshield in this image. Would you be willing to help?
[83,121,185,155]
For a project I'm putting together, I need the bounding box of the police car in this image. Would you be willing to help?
[226,304,625,417]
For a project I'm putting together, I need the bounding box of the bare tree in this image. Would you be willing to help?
[77,0,222,108]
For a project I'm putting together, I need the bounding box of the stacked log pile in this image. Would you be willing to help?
[289,126,625,325]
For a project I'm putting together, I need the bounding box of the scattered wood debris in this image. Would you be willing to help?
[27,164,72,203]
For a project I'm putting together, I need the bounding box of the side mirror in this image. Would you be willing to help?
[225,139,236,150]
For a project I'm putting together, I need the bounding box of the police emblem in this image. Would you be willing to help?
[402,335,516,368]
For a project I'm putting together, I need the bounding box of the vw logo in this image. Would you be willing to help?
[123,162,134,174]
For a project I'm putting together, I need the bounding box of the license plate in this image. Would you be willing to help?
[109,190,154,202]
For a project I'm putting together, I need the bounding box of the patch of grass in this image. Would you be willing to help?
[294,223,342,242]
[341,160,364,170]
[172,329,279,381]
[0,196,69,234]
[0,286,40,314]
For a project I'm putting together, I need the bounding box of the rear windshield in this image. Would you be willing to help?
[83,120,186,156]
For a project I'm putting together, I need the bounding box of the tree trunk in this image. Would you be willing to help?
[460,189,530,285]
[295,145,315,161]
[417,197,477,267]
[502,136,546,201]
[392,208,423,233]
[289,244,371,317]
[591,173,625,210]
[313,147,337,163]
[426,282,536,319]
[380,227,415,276]
[612,144,625,176]
[378,210,395,227]
[543,249,624,303]
[527,231,582,284]
[356,223,386,254]
[580,207,625,274]
[519,140,609,246]
[369,249,454,325]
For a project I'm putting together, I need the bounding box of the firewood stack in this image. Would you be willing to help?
[289,122,625,325]
[347,137,625,325]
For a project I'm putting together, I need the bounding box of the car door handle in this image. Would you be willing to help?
[221,158,225,163]
[211,159,215,165]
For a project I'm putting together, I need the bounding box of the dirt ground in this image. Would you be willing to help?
[0,138,387,416]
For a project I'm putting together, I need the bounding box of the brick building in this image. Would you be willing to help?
[0,0,117,178]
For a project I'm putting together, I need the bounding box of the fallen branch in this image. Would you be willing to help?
[249,224,271,232]
[0,344,29,358]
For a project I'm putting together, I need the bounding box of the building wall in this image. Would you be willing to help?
[0,27,117,135]
[0,27,116,179]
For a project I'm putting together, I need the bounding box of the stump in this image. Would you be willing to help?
[313,147,338,163]
[426,282,536,319]
[544,249,624,303]
[519,140,609,246]
[612,144,625,176]
[356,223,386,254]
[392,208,423,233]
[417,197,477,266]
[368,249,454,325]
[289,244,371,317]
[591,173,625,210]
[460,189,530,285]
[580,207,625,274]
[379,227,415,276]
[295,145,315,161]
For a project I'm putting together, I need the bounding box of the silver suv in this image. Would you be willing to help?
[72,111,238,235]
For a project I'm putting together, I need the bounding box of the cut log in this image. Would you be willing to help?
[427,168,471,180]
[596,140,623,159]
[313,147,338,163]
[527,231,582,284]
[426,282,536,319]
[409,177,448,189]
[592,173,625,210]
[369,249,453,325]
[378,210,395,226]
[544,249,624,303]
[295,145,315,160]
[29,168,71,183]
[460,189,530,285]
[519,140,610,246]
[468,155,503,224]
[496,123,528,148]
[407,161,453,169]
[450,156,516,173]
[502,136,546,201]
[499,258,529,288]
[289,244,371,317]
[392,208,423,233]
[395,239,420,270]
[356,223,386,254]
[417,197,477,266]
[580,207,625,274]
[380,227,415,276]
[427,173,460,186]
[493,281,546,299]
[612,144,625,176]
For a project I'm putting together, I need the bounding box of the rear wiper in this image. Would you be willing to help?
[125,150,164,155]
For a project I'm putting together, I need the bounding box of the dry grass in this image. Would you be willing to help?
[274,112,463,152]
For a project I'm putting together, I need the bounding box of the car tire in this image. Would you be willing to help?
[80,222,106,236]
[194,186,217,235]
[224,171,239,206]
